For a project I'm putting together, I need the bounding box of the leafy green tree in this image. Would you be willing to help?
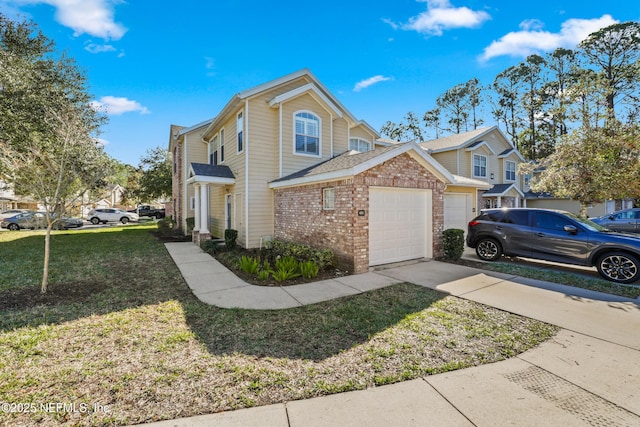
[403,111,424,141]
[380,120,405,141]
[436,82,469,134]
[520,122,640,217]
[136,146,172,202]
[0,15,108,293]
[422,107,442,139]
[579,22,640,121]
[492,65,524,147]
[464,78,484,130]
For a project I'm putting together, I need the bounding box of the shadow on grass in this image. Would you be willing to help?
[0,227,446,362]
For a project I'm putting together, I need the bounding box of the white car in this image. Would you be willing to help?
[88,208,139,225]
[0,209,30,220]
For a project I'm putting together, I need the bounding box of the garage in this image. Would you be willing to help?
[369,187,432,266]
[444,193,472,234]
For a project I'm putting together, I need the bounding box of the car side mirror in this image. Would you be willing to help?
[564,225,578,235]
[608,215,615,220]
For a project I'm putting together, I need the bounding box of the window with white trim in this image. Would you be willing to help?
[349,138,371,152]
[294,111,320,156]
[323,187,335,210]
[208,134,218,165]
[237,111,243,153]
[190,196,195,211]
[473,154,487,178]
[220,128,225,163]
[505,160,516,181]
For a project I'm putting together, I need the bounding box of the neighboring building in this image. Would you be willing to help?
[522,174,634,218]
[420,127,525,230]
[0,180,38,212]
[170,69,489,273]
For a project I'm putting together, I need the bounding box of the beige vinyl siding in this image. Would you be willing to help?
[184,127,209,229]
[431,151,458,175]
[204,111,248,244]
[245,95,279,248]
[332,117,349,155]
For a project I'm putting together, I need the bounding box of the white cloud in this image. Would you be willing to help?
[354,75,393,92]
[480,14,619,61]
[91,96,150,115]
[16,0,127,40]
[84,42,116,54]
[399,0,491,36]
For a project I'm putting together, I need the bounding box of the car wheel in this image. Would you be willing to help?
[8,223,19,231]
[475,238,502,261]
[90,217,100,225]
[596,252,640,284]
[120,217,129,224]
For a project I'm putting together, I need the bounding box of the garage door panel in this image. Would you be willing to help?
[444,193,472,235]
[369,188,432,266]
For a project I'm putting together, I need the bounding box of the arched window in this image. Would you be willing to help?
[294,111,320,156]
[349,138,372,153]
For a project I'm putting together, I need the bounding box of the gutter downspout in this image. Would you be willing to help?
[279,104,283,178]
[183,134,189,234]
[245,99,250,249]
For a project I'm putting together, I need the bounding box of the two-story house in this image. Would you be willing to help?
[170,69,492,273]
[420,127,526,229]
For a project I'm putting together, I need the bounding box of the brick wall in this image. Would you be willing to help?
[274,153,446,273]
[274,178,356,271]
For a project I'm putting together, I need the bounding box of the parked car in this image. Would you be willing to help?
[590,208,640,234]
[0,211,46,230]
[0,209,29,220]
[467,208,640,284]
[52,215,84,230]
[129,205,165,219]
[88,208,139,224]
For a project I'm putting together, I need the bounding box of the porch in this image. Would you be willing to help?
[187,163,235,245]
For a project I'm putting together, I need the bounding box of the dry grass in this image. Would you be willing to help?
[0,225,558,426]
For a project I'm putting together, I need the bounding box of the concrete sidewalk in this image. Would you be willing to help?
[135,242,640,427]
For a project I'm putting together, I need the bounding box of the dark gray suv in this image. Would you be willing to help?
[466,208,640,284]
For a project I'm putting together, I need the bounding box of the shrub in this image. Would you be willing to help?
[271,267,300,282]
[272,256,300,282]
[202,239,224,255]
[239,256,260,275]
[185,217,195,233]
[299,260,319,279]
[443,228,465,260]
[270,240,334,269]
[257,270,270,281]
[157,216,176,237]
[225,229,238,250]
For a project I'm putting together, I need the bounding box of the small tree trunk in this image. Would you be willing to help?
[579,203,588,219]
[41,225,52,293]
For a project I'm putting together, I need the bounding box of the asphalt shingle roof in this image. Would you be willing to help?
[190,163,235,179]
[272,145,399,183]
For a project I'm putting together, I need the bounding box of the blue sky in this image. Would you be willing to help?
[1,0,639,165]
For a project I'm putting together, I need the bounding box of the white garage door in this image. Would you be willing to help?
[444,193,472,234]
[369,187,432,266]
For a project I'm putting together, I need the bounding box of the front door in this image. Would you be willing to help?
[226,194,232,230]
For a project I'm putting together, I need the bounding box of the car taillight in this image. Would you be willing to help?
[468,220,480,227]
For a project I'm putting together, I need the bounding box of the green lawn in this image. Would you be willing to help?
[0,225,557,426]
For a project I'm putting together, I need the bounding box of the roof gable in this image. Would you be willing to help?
[420,126,515,154]
[270,142,454,189]
[202,69,379,141]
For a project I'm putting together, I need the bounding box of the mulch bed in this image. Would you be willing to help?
[214,250,351,287]
[0,281,108,311]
